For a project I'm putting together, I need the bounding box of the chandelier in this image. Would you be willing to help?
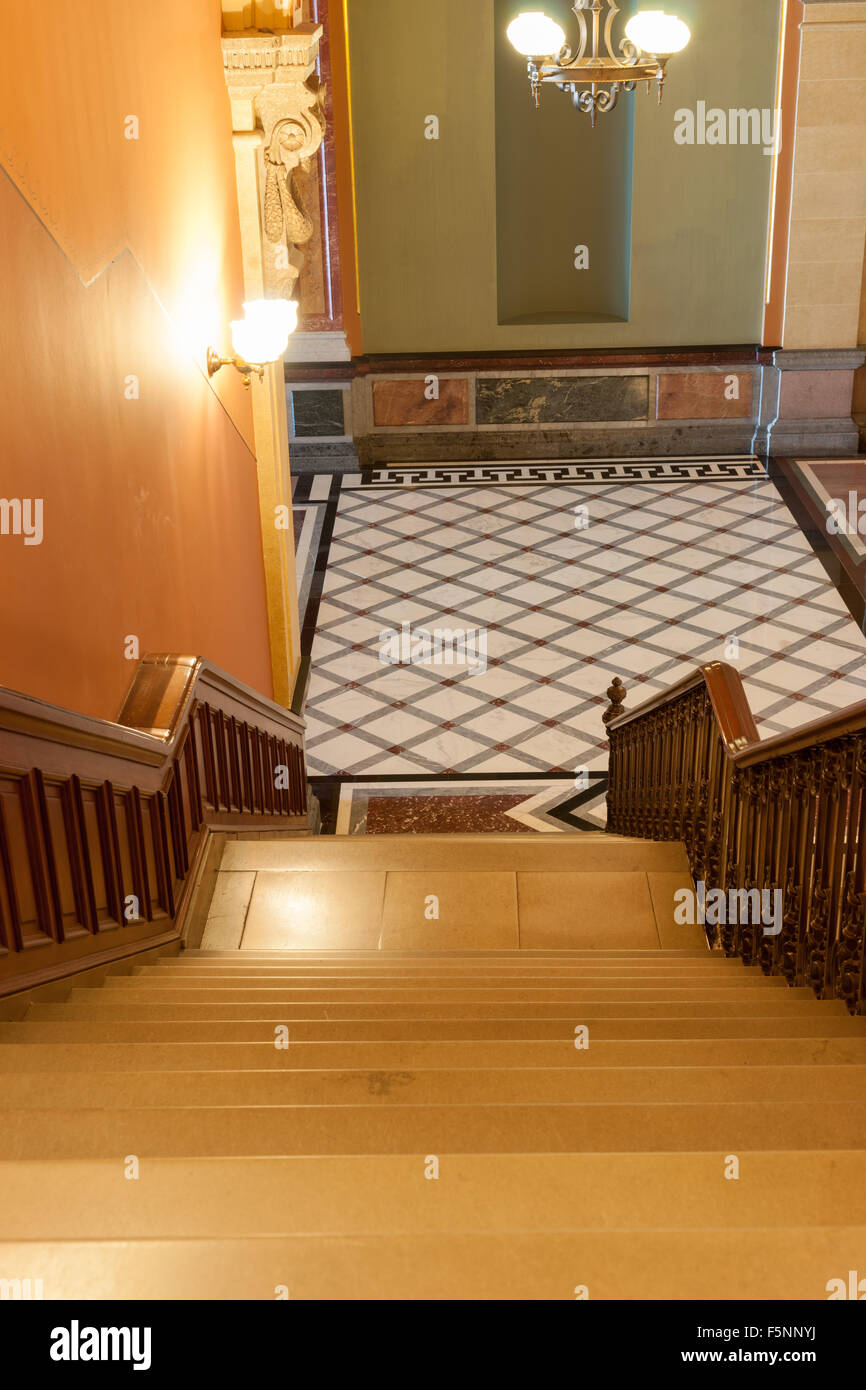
[507,4,691,125]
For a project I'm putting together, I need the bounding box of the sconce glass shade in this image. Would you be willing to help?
[506,12,566,57]
[230,298,298,365]
[624,11,690,55]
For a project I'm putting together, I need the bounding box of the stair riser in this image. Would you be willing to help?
[25,1001,847,1022]
[0,1229,861,1299]
[134,967,756,978]
[3,1038,866,1069]
[4,1102,866,1158]
[5,1018,865,1041]
[1,1229,860,1299]
[2,1065,864,1108]
[219,838,691,872]
[2,1153,865,1240]
[191,950,714,959]
[130,976,754,989]
[66,989,806,1011]
[96,983,797,999]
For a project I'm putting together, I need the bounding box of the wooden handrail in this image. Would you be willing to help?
[609,661,866,763]
[605,664,866,1013]
[608,663,760,753]
[0,655,307,996]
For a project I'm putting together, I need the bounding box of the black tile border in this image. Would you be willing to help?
[357,457,767,489]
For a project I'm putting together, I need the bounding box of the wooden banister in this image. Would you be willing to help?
[605,664,866,1013]
[0,656,307,996]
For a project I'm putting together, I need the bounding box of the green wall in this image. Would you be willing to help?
[495,0,635,325]
[348,0,782,352]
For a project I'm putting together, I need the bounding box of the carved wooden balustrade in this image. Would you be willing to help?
[0,655,307,997]
[605,663,866,1013]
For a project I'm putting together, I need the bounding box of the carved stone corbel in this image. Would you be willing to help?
[222,26,326,301]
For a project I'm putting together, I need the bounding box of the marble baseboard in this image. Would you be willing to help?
[762,416,862,457]
[288,441,360,472]
[355,422,757,466]
[772,349,866,373]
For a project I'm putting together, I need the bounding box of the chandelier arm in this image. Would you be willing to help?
[602,0,625,66]
[572,1,589,62]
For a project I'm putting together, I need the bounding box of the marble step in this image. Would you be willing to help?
[3,1036,866,1070]
[2,1063,865,1108]
[24,999,847,1023]
[3,1100,866,1159]
[189,948,713,959]
[133,963,753,980]
[2,1151,865,1241]
[218,833,691,873]
[5,1016,864,1042]
[99,976,794,996]
[70,987,802,1007]
[0,1227,861,1299]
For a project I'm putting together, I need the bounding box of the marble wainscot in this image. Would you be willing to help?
[285,349,864,468]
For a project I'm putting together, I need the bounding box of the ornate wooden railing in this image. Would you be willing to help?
[605,663,866,1013]
[0,655,307,996]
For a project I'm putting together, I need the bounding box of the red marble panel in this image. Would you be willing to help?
[656,372,753,420]
[373,379,470,427]
[778,370,855,420]
[366,795,529,834]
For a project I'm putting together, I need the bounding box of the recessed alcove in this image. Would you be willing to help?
[494,0,636,326]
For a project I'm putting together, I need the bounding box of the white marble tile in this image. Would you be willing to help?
[305,472,866,778]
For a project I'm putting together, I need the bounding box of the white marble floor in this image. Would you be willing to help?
[304,469,866,779]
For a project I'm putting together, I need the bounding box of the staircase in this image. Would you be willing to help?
[1,832,866,1300]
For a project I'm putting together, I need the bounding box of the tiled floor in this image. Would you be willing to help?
[302,462,866,799]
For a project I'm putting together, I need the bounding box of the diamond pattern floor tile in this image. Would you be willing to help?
[304,473,866,777]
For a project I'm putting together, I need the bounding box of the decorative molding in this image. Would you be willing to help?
[285,329,351,363]
[222,27,325,301]
[773,349,866,372]
[222,32,323,74]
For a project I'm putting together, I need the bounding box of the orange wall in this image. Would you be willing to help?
[0,1,274,720]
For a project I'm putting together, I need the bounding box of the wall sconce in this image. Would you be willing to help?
[207,299,299,387]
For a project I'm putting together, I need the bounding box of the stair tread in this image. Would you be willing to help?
[2,1063,864,1108]
[0,1229,862,1299]
[3,932,863,1296]
[3,1100,866,1159]
[1,1152,865,1240]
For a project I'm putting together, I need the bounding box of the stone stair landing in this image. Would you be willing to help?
[201,832,696,951]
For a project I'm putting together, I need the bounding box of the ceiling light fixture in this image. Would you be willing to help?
[207,299,299,388]
[508,3,691,125]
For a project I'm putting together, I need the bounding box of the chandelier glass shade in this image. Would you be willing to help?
[507,2,691,124]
